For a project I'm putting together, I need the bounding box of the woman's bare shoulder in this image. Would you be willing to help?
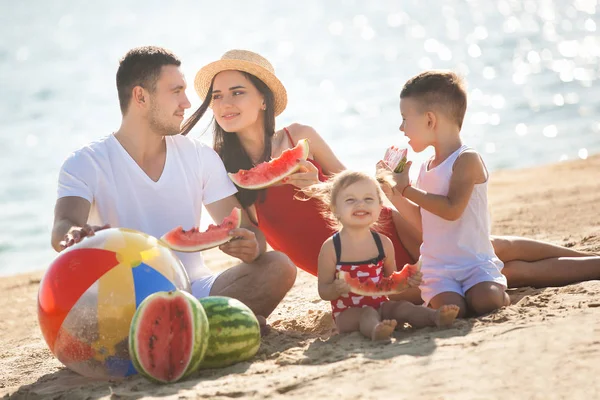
[283,123,320,141]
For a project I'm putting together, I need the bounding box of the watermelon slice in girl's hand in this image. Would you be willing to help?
[228,139,310,189]
[338,258,422,297]
[161,208,242,252]
[383,146,408,173]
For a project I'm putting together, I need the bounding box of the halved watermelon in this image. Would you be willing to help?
[129,290,209,383]
[228,138,310,189]
[338,259,421,296]
[161,207,242,252]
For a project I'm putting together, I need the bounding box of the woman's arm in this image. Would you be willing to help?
[287,123,345,175]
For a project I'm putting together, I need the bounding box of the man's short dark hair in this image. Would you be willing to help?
[400,70,467,129]
[116,46,181,114]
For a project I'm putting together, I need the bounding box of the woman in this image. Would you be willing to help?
[182,49,600,303]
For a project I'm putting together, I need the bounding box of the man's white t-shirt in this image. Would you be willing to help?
[57,134,237,281]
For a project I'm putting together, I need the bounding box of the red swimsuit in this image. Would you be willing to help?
[254,128,413,276]
[330,231,388,320]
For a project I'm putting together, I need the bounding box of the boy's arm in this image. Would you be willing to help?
[317,239,348,301]
[403,152,486,221]
[386,190,423,233]
[378,161,423,233]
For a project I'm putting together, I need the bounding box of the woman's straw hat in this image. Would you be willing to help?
[194,50,288,116]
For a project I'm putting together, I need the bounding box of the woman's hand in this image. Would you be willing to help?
[282,160,320,188]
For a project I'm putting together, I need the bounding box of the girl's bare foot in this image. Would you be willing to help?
[371,319,398,341]
[434,305,460,327]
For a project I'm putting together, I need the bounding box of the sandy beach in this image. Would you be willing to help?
[2,155,599,400]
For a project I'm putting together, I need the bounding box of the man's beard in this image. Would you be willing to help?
[148,103,180,136]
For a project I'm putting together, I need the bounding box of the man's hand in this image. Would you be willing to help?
[59,223,110,250]
[219,228,260,264]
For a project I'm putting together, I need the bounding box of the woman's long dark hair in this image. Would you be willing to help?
[181,72,276,208]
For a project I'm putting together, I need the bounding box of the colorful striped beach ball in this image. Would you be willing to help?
[37,228,190,380]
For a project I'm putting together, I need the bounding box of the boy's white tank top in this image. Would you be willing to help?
[416,145,503,271]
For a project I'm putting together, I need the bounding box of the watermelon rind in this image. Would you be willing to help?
[228,138,310,190]
[160,208,242,253]
[129,290,209,383]
[198,296,261,369]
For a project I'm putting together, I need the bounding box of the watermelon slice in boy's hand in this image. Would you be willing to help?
[383,146,408,173]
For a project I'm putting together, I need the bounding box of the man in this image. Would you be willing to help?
[51,46,297,322]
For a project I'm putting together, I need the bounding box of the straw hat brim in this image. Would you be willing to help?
[194,59,288,117]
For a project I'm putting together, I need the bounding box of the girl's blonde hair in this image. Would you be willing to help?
[297,170,385,229]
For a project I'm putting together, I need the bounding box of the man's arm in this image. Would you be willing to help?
[205,195,266,263]
[52,196,109,251]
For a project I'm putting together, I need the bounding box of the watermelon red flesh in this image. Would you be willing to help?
[228,138,310,189]
[134,295,192,382]
[338,259,421,297]
[161,207,242,252]
[129,291,209,383]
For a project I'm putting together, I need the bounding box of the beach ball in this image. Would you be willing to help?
[37,228,190,380]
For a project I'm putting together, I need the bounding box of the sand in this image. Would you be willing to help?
[2,156,599,399]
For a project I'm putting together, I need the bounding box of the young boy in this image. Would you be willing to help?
[378,71,510,317]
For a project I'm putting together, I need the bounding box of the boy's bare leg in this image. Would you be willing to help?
[503,257,600,288]
[492,235,595,262]
[382,300,459,328]
[210,251,297,318]
[465,282,510,316]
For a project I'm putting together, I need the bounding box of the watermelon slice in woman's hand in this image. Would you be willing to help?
[161,208,242,252]
[228,139,310,189]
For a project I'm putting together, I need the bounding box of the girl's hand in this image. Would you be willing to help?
[282,160,319,188]
[333,278,351,296]
[407,270,423,288]
[399,261,422,288]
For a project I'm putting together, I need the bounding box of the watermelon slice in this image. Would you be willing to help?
[338,259,421,296]
[228,138,310,189]
[161,207,242,252]
[383,146,408,173]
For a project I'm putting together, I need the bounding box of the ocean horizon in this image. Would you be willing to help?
[1,0,599,277]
